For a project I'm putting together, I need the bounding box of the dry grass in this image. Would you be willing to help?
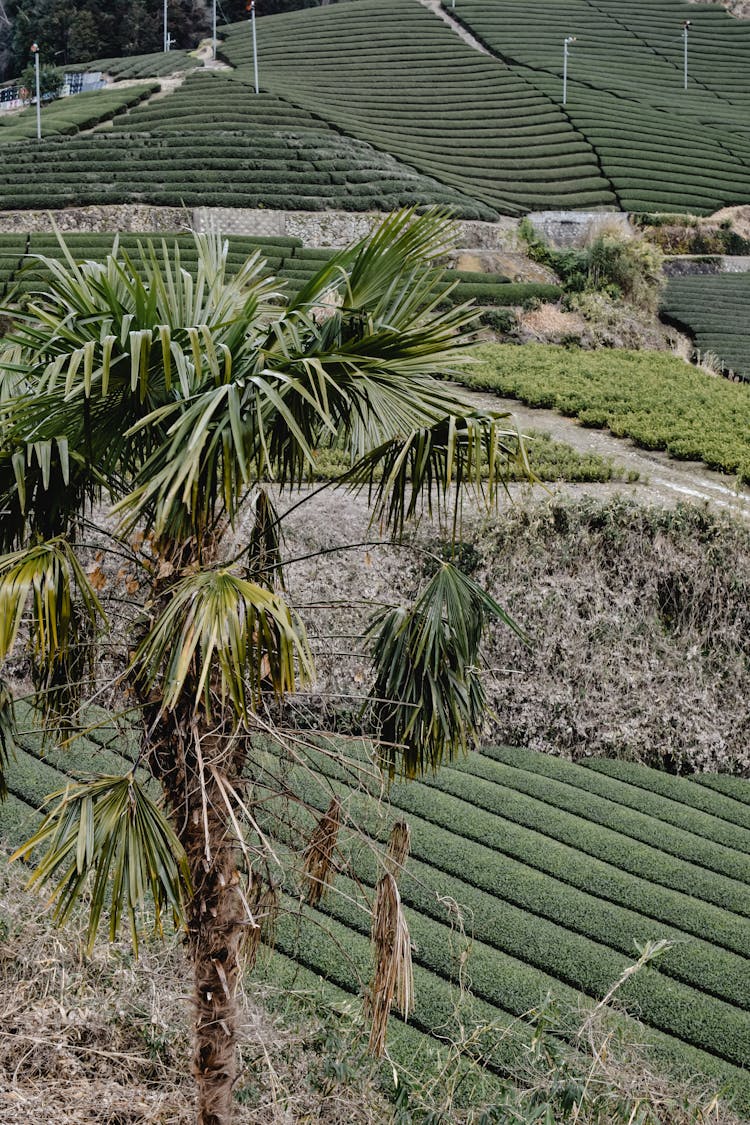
[0,861,390,1125]
[478,498,750,772]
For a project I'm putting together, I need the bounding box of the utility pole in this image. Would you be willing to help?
[563,36,576,106]
[213,0,217,61]
[248,0,259,95]
[30,41,41,141]
[682,20,691,90]
[163,0,168,52]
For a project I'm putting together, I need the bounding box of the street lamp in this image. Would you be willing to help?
[247,0,259,95]
[30,41,41,141]
[563,36,576,106]
[682,20,691,90]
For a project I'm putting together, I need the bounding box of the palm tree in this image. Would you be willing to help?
[0,211,527,1125]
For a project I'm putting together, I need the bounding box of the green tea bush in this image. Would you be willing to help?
[458,344,750,482]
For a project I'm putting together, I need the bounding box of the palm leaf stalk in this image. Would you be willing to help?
[0,211,530,1124]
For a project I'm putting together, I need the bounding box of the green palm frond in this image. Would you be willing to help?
[0,538,106,664]
[1,233,281,522]
[133,569,313,718]
[341,411,533,538]
[366,562,527,778]
[11,773,189,954]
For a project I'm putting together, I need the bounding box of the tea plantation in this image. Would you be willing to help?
[0,68,491,215]
[662,272,750,382]
[458,343,750,483]
[218,0,750,216]
[1,711,749,1113]
[0,0,749,215]
[0,232,557,311]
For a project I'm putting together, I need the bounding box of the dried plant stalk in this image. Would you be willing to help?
[301,796,341,906]
[367,873,414,1058]
[242,883,279,972]
[385,819,411,877]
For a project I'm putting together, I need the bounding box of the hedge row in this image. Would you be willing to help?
[312,858,750,1068]
[64,49,201,79]
[417,765,750,911]
[265,739,750,954]
[457,344,750,484]
[218,0,615,216]
[257,946,510,1110]
[583,758,750,835]
[0,83,157,144]
[256,762,750,1016]
[469,745,750,860]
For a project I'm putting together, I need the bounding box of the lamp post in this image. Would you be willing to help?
[563,36,576,106]
[248,0,259,95]
[30,41,41,141]
[163,0,168,53]
[213,0,217,61]
[682,20,691,90]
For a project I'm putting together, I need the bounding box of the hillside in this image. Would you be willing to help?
[1,708,749,1118]
[0,0,747,214]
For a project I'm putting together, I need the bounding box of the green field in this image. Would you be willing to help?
[1,712,749,1113]
[0,83,156,144]
[662,272,750,382]
[0,0,748,215]
[220,0,615,216]
[456,343,750,482]
[0,68,492,216]
[218,0,750,216]
[0,231,557,313]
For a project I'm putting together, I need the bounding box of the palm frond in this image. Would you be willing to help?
[341,410,533,539]
[11,773,190,954]
[0,537,106,665]
[132,569,314,718]
[1,233,281,525]
[366,562,527,778]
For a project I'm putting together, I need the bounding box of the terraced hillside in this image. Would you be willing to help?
[219,0,750,215]
[1,712,749,1114]
[662,272,750,381]
[451,0,750,213]
[0,232,555,310]
[0,82,156,145]
[0,68,492,216]
[220,0,615,216]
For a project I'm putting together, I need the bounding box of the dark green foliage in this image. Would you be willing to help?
[366,564,523,777]
[662,272,750,382]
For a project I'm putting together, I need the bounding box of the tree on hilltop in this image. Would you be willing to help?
[0,213,527,1125]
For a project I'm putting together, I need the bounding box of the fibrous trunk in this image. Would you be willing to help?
[184,766,246,1125]
[145,707,248,1125]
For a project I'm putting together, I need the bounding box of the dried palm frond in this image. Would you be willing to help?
[301,796,341,907]
[367,872,414,1058]
[242,883,280,972]
[0,675,16,798]
[384,819,411,879]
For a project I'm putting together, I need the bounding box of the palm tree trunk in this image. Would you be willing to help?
[183,769,246,1125]
[143,703,247,1125]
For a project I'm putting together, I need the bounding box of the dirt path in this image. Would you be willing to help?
[456,384,750,520]
[417,0,492,55]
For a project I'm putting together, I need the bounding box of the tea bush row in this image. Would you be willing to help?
[585,759,750,833]
[466,745,750,860]
[267,762,750,1017]
[662,273,750,382]
[254,741,750,959]
[457,344,750,483]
